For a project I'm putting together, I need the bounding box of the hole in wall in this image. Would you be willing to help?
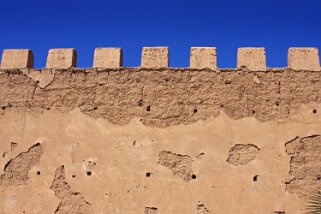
[220,104,224,108]
[253,175,259,182]
[146,172,152,177]
[225,79,232,84]
[146,106,151,112]
[192,174,197,179]
[93,106,97,110]
[193,109,198,114]
[313,109,317,114]
[252,110,256,114]
[72,175,76,178]
[275,101,279,106]
[86,171,92,176]
[37,171,41,175]
[138,99,143,107]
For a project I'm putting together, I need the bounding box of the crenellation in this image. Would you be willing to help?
[93,48,123,68]
[0,46,320,70]
[46,48,77,69]
[190,47,217,70]
[237,48,266,71]
[0,49,34,69]
[0,53,321,213]
[288,48,320,71]
[141,47,169,68]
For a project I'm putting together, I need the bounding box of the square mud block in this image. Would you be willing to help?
[93,48,123,68]
[1,49,34,69]
[46,48,77,69]
[141,47,169,68]
[237,48,266,71]
[190,47,217,70]
[288,48,320,71]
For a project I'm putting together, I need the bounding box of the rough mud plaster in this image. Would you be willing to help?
[0,67,321,213]
[1,68,321,127]
[285,135,321,198]
[0,143,42,186]
[0,106,320,213]
[158,150,194,182]
[227,144,260,166]
[50,165,92,214]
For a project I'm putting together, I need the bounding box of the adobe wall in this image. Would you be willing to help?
[0,47,321,214]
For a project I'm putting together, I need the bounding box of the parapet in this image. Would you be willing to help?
[288,48,320,71]
[46,48,77,69]
[1,47,321,71]
[93,48,123,68]
[141,47,169,68]
[0,49,34,69]
[190,47,217,70]
[237,48,266,71]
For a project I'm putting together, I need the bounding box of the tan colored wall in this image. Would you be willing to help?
[0,46,321,214]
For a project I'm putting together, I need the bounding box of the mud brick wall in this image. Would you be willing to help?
[0,47,321,214]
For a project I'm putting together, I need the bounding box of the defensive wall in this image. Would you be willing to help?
[0,47,321,214]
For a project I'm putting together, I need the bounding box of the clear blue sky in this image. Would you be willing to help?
[1,0,321,68]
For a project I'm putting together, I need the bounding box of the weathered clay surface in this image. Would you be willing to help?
[0,68,321,213]
[50,165,92,214]
[158,150,194,182]
[0,68,321,128]
[285,135,321,198]
[227,144,260,166]
[0,143,42,186]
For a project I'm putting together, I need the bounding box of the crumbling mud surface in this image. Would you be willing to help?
[1,68,321,127]
[50,165,92,214]
[226,144,260,166]
[197,202,211,214]
[285,135,321,198]
[0,143,43,186]
[158,150,194,182]
[145,207,158,214]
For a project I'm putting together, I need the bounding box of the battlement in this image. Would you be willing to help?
[1,45,321,214]
[0,47,320,71]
